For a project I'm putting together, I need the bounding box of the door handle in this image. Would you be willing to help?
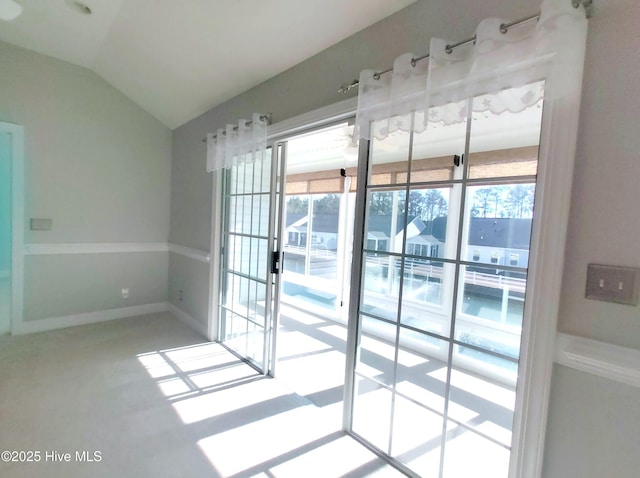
[271,251,283,274]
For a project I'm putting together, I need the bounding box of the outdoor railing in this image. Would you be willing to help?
[283,244,338,260]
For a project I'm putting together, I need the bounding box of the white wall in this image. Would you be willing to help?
[0,40,172,325]
[169,0,640,475]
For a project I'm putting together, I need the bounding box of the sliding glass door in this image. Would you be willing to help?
[218,121,356,376]
[349,82,545,477]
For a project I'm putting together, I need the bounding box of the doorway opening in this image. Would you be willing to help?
[0,130,11,334]
[216,119,358,425]
[274,121,356,426]
[0,121,24,336]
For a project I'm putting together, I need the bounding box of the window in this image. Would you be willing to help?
[491,251,500,264]
[510,253,519,266]
[351,82,543,477]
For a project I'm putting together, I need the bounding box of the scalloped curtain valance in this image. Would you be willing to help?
[354,0,588,141]
[206,112,268,172]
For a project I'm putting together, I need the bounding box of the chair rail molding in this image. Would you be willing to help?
[555,332,640,389]
[23,242,169,255]
[168,243,210,263]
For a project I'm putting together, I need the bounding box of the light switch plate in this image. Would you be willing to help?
[585,264,639,306]
[30,218,52,231]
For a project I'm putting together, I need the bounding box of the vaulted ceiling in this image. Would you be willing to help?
[0,0,416,128]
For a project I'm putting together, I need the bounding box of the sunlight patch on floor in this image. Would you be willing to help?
[276,349,344,397]
[276,330,329,358]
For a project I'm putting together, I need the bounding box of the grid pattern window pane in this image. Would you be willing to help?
[351,81,545,477]
[220,151,272,370]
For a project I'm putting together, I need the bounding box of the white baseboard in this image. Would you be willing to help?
[12,302,170,335]
[168,303,209,339]
[555,333,640,389]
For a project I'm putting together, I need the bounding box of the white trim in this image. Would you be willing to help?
[1,122,25,336]
[168,303,209,339]
[12,302,169,335]
[24,242,169,255]
[208,171,223,341]
[168,243,210,263]
[511,80,587,477]
[267,97,357,140]
[555,333,640,389]
[20,242,211,263]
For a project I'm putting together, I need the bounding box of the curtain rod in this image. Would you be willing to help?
[202,113,273,143]
[337,0,593,94]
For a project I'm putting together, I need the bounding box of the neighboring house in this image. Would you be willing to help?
[285,213,339,250]
[285,213,308,247]
[466,218,532,268]
[287,211,532,267]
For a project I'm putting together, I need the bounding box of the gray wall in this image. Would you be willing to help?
[169,0,640,475]
[543,364,640,478]
[0,41,172,321]
[558,0,640,348]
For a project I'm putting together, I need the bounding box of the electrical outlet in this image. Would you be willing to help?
[585,264,639,306]
[121,288,130,299]
[179,290,183,302]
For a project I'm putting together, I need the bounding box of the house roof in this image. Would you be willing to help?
[467,218,532,249]
[366,215,416,236]
[286,213,307,228]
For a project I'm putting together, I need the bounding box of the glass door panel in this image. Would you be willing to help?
[349,81,546,477]
[352,375,393,452]
[220,150,273,372]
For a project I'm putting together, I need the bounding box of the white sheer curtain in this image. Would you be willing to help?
[206,112,268,172]
[354,52,428,141]
[354,0,588,139]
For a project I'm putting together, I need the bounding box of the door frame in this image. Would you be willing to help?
[341,98,583,477]
[207,98,358,372]
[0,121,24,335]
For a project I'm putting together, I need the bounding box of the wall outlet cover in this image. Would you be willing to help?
[30,218,52,230]
[585,264,639,306]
